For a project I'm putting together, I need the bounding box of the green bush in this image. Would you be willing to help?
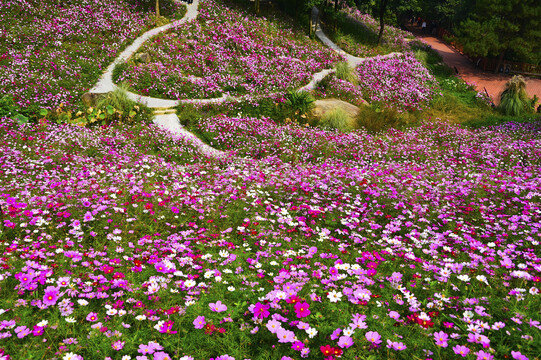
[499,75,533,116]
[356,104,400,133]
[283,90,315,123]
[318,108,352,132]
[334,62,358,85]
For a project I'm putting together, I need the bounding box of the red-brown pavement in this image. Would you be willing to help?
[415,34,541,105]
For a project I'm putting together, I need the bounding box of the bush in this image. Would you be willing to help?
[317,108,353,132]
[334,62,358,85]
[283,90,315,124]
[499,75,534,116]
[356,104,400,133]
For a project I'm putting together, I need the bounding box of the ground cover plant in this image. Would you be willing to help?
[113,0,342,99]
[355,53,439,111]
[0,0,185,117]
[2,112,541,359]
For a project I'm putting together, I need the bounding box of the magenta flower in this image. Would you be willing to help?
[365,331,382,345]
[453,345,470,357]
[32,326,44,336]
[153,352,172,360]
[253,302,270,319]
[138,344,155,355]
[158,320,177,334]
[15,326,30,339]
[434,331,449,347]
[209,300,227,312]
[43,286,60,306]
[291,341,305,351]
[387,340,407,351]
[193,316,206,329]
[511,351,529,360]
[112,340,125,351]
[294,302,311,318]
[476,350,494,360]
[86,312,98,322]
[338,336,354,349]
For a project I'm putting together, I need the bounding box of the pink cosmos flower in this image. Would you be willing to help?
[153,352,172,360]
[434,331,448,347]
[337,336,354,349]
[86,312,98,322]
[476,350,494,360]
[15,326,30,339]
[158,320,177,334]
[138,344,155,355]
[43,286,60,306]
[294,302,310,318]
[291,341,305,351]
[365,331,382,345]
[193,316,206,329]
[453,345,470,357]
[253,302,270,319]
[209,300,227,312]
[112,340,125,351]
[511,351,529,360]
[276,328,295,343]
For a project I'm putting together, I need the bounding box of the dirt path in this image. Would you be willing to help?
[416,33,541,105]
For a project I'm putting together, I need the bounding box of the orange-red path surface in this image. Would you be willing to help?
[415,33,541,105]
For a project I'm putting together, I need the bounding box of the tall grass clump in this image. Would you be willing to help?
[318,108,352,132]
[356,104,400,133]
[334,62,358,85]
[499,75,534,116]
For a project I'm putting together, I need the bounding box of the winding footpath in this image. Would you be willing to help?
[90,2,400,158]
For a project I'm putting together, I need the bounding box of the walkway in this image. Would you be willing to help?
[413,30,541,105]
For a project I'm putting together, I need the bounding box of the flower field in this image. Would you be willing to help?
[1,113,541,359]
[356,54,440,111]
[0,0,185,114]
[114,0,342,99]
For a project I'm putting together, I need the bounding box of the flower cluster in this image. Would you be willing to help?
[356,53,439,110]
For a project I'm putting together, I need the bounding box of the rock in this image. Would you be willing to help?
[82,92,99,107]
[311,98,367,130]
[136,52,150,63]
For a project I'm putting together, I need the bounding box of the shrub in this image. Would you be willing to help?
[317,108,353,132]
[356,104,400,133]
[499,75,533,116]
[283,90,315,123]
[334,62,358,85]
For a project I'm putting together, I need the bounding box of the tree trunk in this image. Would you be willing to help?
[155,0,160,19]
[255,0,260,14]
[377,0,388,46]
[494,50,505,74]
[334,0,338,11]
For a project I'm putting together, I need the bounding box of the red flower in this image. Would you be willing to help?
[320,345,335,356]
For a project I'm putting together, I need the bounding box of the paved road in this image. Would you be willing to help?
[415,32,541,106]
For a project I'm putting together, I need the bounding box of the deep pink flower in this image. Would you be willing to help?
[43,286,60,306]
[253,302,270,319]
[294,302,310,318]
[193,316,206,329]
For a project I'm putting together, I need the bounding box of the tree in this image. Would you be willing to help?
[457,0,541,72]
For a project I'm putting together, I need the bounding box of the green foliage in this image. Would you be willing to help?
[112,62,130,83]
[283,90,316,123]
[0,95,28,124]
[317,108,353,132]
[334,62,358,85]
[499,75,534,116]
[356,104,400,133]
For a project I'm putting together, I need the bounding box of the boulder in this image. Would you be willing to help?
[311,99,366,130]
[136,52,150,64]
[82,92,99,107]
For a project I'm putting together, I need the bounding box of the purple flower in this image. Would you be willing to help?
[15,326,30,339]
[153,352,172,360]
[209,300,227,312]
[330,328,342,340]
[138,344,155,355]
[476,350,494,360]
[276,328,295,343]
[193,316,206,329]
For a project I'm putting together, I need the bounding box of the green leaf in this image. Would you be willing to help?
[39,109,48,117]
[106,105,114,115]
[99,113,106,120]
[14,114,29,125]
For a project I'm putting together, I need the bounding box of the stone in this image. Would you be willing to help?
[82,92,99,107]
[136,52,150,63]
[311,98,366,129]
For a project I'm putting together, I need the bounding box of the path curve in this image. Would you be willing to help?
[409,29,541,104]
[89,1,395,158]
